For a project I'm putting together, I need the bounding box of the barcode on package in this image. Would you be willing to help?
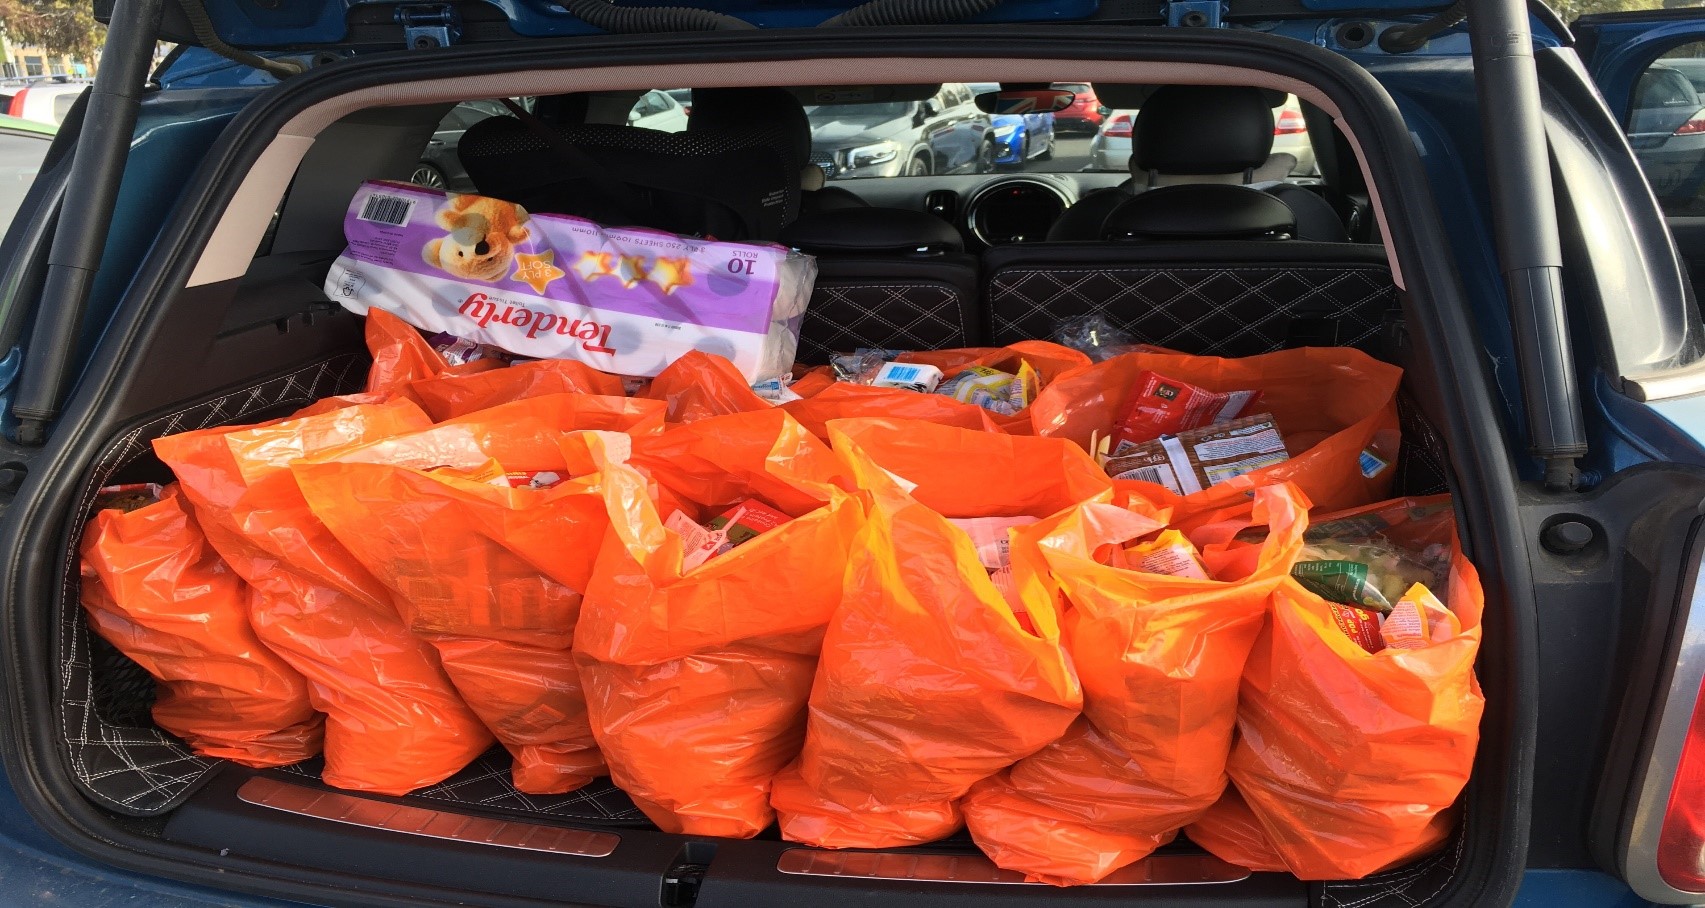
[359,193,416,226]
[1114,464,1181,493]
[1359,448,1389,478]
[885,365,920,382]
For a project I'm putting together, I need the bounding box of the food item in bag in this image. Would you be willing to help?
[80,484,322,767]
[752,376,803,404]
[708,499,792,551]
[427,331,519,366]
[831,349,904,384]
[325,181,815,382]
[1121,529,1210,579]
[1327,601,1385,653]
[1102,414,1289,495]
[1109,372,1261,453]
[871,361,944,393]
[947,515,1042,629]
[1380,582,1459,649]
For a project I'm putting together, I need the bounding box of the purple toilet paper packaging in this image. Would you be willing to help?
[323,181,815,382]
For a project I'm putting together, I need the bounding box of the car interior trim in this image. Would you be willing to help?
[235,776,622,858]
[185,56,1402,290]
[772,847,1252,886]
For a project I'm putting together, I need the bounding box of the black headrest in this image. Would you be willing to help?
[688,87,811,166]
[1103,185,1295,242]
[1133,86,1275,175]
[780,206,963,254]
[459,116,799,240]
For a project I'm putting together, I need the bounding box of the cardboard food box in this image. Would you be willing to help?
[1102,414,1289,495]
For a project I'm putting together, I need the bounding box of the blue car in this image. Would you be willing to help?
[12,1,1705,906]
[970,82,1056,166]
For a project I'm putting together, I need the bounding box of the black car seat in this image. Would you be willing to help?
[779,206,981,363]
[457,107,801,241]
[686,86,871,214]
[1048,85,1346,243]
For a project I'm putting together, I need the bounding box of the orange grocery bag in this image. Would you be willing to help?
[962,481,1310,885]
[643,351,1002,436]
[575,409,863,837]
[153,399,493,795]
[1184,784,1288,873]
[79,484,321,767]
[364,309,505,398]
[409,358,628,421]
[293,395,664,794]
[898,341,1091,433]
[1029,347,1402,513]
[1207,496,1484,879]
[769,418,1093,848]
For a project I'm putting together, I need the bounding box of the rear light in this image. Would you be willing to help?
[1658,680,1705,891]
[1103,114,1134,138]
[1674,109,1705,136]
[1275,109,1307,135]
[7,89,26,118]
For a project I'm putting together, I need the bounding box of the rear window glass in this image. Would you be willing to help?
[0,131,51,236]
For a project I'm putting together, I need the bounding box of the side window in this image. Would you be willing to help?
[1630,42,1705,215]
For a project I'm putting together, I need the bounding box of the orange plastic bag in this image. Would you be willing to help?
[153,399,494,794]
[1184,784,1289,873]
[1029,347,1402,513]
[409,358,628,421]
[364,309,505,398]
[575,410,863,836]
[769,418,1092,848]
[1208,496,1484,879]
[293,396,664,793]
[78,484,322,767]
[961,482,1309,885]
[898,341,1091,434]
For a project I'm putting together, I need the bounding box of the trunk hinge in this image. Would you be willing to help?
[396,4,462,50]
[1162,0,1225,28]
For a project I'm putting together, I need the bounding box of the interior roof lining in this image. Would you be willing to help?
[187,56,1402,289]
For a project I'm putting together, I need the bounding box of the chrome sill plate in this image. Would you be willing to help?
[775,848,1251,885]
[237,776,619,857]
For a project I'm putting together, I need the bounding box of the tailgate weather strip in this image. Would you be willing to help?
[774,847,1250,885]
[236,777,620,857]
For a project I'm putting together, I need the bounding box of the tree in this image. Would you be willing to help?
[1551,0,1673,22]
[0,0,103,62]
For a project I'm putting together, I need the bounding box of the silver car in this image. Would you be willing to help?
[1086,95,1318,176]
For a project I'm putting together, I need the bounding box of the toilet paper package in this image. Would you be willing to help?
[324,181,815,382]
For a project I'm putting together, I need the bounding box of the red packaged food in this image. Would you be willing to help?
[1109,372,1261,454]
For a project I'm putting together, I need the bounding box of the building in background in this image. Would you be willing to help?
[0,32,95,81]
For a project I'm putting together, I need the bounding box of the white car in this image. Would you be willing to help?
[0,80,89,126]
[627,88,690,132]
[1087,95,1317,176]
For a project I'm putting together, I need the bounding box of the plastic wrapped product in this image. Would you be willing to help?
[326,181,815,382]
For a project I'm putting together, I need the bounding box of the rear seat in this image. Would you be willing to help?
[781,207,981,364]
[982,240,1399,356]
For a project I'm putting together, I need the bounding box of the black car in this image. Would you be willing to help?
[807,82,993,179]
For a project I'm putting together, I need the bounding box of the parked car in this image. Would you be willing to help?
[0,114,54,237]
[666,88,694,115]
[1625,63,1705,206]
[807,82,992,178]
[14,4,1705,908]
[627,88,690,132]
[412,99,515,192]
[1,79,88,126]
[1051,81,1104,134]
[968,83,1055,167]
[1086,94,1316,175]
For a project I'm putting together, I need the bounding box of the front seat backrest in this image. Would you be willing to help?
[1100,184,1295,242]
[688,86,872,214]
[459,115,799,241]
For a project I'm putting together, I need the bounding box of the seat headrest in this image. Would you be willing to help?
[780,206,963,254]
[1102,184,1295,242]
[688,86,812,166]
[459,116,799,240]
[1133,86,1275,176]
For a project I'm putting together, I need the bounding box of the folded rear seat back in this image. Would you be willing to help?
[780,207,983,363]
[981,241,1400,357]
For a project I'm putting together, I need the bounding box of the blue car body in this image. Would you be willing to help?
[7,4,1705,907]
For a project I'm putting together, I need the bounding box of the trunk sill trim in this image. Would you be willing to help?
[236,776,619,857]
[774,847,1251,885]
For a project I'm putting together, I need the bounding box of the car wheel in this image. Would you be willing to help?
[975,140,996,174]
[1036,133,1053,161]
[907,154,932,176]
[410,162,447,189]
